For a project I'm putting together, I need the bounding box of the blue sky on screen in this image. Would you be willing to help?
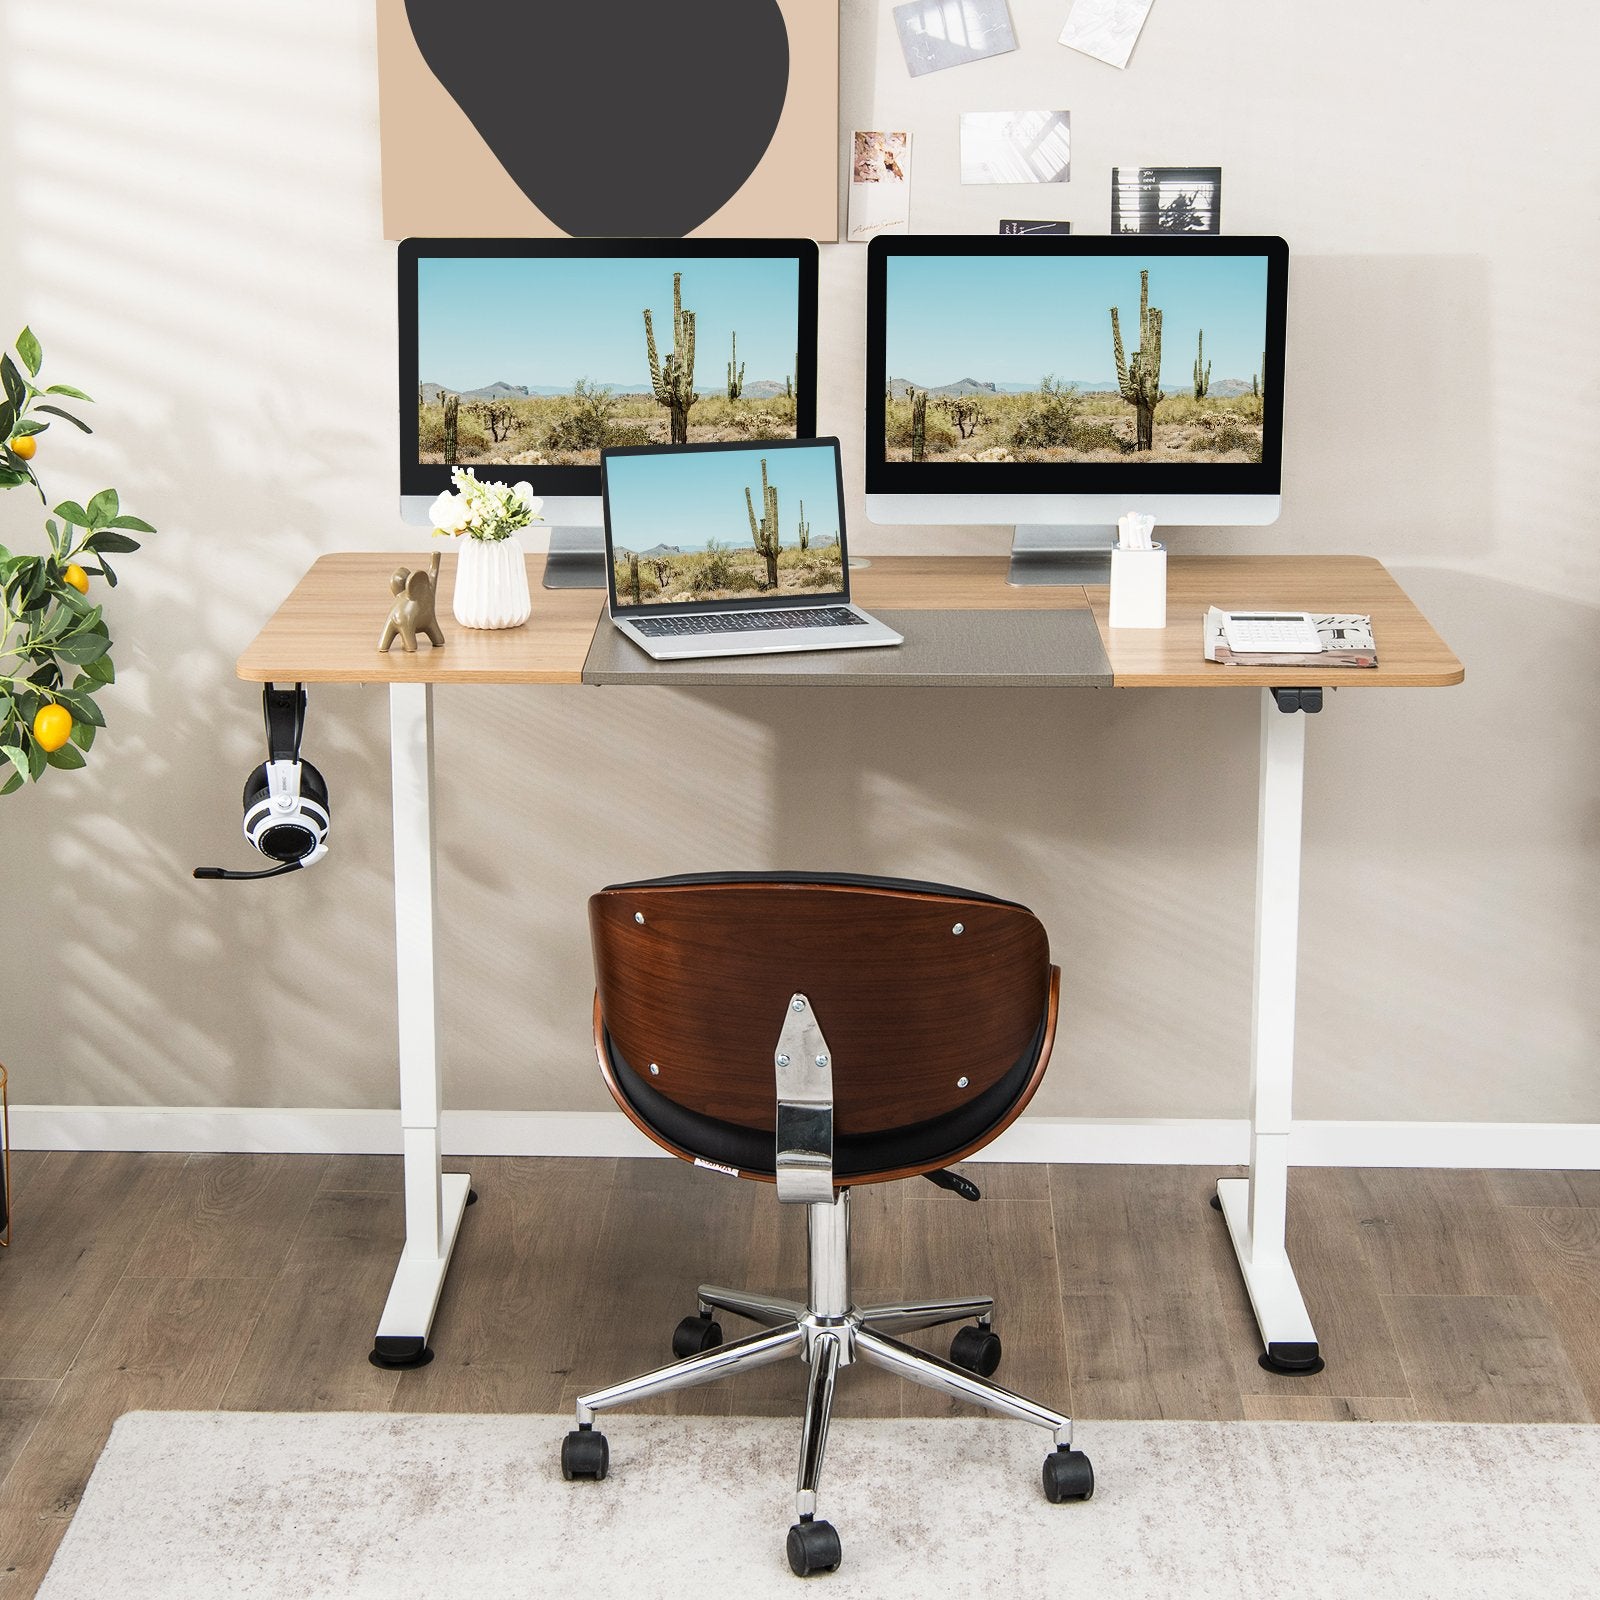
[884,255,1269,388]
[605,445,842,556]
[418,257,800,393]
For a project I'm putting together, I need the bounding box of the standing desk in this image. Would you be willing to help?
[237,552,1462,1374]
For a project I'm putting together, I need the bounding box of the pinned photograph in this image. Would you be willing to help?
[848,131,913,243]
[999,219,1072,235]
[1112,166,1221,234]
[959,111,1071,185]
[893,0,1017,78]
[1058,0,1156,70]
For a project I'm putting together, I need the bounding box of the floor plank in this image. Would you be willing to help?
[0,1152,186,1383]
[1382,1293,1593,1424]
[220,1189,407,1413]
[123,1153,329,1280]
[1502,1205,1600,1418]
[0,1380,59,1490]
[1240,1394,1418,1421]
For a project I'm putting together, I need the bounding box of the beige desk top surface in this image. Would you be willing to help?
[236,552,1463,690]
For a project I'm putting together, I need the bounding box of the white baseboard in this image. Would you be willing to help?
[9,1105,1600,1169]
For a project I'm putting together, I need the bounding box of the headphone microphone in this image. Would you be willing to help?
[194,683,331,882]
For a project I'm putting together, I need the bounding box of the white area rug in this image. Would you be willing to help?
[40,1412,1600,1598]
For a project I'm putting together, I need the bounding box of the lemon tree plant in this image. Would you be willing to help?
[1,326,153,793]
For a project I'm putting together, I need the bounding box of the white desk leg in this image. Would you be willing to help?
[371,682,472,1369]
[1214,689,1325,1375]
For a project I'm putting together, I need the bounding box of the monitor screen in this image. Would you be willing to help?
[399,239,818,504]
[603,440,845,610]
[865,235,1287,500]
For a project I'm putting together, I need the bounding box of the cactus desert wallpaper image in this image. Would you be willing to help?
[883,255,1270,463]
[604,445,844,608]
[416,257,801,467]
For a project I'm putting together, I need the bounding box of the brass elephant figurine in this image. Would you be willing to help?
[379,552,445,653]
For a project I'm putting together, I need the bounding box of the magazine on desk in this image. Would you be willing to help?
[1203,608,1378,668]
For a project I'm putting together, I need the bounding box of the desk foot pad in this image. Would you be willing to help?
[370,1336,436,1370]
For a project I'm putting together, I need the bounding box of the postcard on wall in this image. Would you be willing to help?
[1058,0,1156,70]
[1112,166,1221,233]
[999,218,1072,234]
[848,132,913,243]
[893,0,1016,77]
[959,111,1071,185]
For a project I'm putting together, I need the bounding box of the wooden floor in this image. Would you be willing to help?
[3,1152,1599,1592]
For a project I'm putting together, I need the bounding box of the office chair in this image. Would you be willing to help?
[560,872,1092,1577]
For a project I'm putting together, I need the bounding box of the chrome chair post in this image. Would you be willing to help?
[806,1191,851,1323]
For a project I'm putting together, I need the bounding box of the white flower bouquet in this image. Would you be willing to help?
[429,467,543,542]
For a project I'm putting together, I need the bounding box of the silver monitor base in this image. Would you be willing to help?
[1006,525,1116,587]
[542,527,608,590]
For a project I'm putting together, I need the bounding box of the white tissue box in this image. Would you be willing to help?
[1108,541,1167,629]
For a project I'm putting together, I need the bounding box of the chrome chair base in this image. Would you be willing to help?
[566,1190,1089,1574]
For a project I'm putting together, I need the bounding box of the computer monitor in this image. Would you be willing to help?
[864,234,1288,583]
[399,238,819,588]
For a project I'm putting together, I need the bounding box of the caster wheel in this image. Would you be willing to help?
[1043,1447,1094,1503]
[786,1518,842,1577]
[561,1427,609,1481]
[672,1314,723,1358]
[950,1324,1002,1377]
[1209,1193,1223,1211]
[466,1189,479,1205]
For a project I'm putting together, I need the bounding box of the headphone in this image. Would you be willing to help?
[194,684,330,882]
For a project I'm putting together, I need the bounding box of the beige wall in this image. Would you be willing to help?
[1,0,1595,1126]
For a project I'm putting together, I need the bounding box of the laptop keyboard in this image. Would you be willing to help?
[630,606,867,639]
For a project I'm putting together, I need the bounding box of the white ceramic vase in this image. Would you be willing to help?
[451,535,531,630]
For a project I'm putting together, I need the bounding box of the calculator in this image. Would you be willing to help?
[1221,611,1324,654]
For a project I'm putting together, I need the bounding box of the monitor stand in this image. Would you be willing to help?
[541,527,608,590]
[1007,525,1115,587]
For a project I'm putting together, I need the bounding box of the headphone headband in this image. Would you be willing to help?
[262,684,306,765]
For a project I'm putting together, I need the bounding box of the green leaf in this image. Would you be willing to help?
[0,467,27,490]
[0,771,23,796]
[99,558,118,589]
[1,353,23,410]
[45,741,85,770]
[44,383,92,401]
[35,405,91,433]
[53,687,104,726]
[86,488,119,527]
[0,398,14,438]
[79,654,115,685]
[25,737,45,780]
[9,417,47,437]
[54,632,110,664]
[16,327,42,377]
[107,514,155,533]
[54,500,91,527]
[69,718,96,751]
[88,531,141,554]
[0,743,27,783]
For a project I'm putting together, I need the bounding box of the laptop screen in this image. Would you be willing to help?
[603,439,847,611]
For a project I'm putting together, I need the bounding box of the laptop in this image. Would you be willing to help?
[601,437,903,661]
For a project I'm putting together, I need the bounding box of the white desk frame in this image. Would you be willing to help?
[366,681,1322,1374]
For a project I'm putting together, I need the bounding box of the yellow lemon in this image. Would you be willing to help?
[63,564,89,594]
[32,703,73,753]
[9,434,36,461]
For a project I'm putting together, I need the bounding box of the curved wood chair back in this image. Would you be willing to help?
[590,874,1058,1180]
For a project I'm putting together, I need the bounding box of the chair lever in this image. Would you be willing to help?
[924,1168,981,1202]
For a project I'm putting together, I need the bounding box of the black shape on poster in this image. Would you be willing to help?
[999,219,1071,235]
[404,0,790,238]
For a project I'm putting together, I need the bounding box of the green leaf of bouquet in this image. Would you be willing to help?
[89,531,141,554]
[0,466,28,490]
[1,353,24,410]
[16,327,42,377]
[35,405,91,433]
[107,515,154,533]
[45,741,85,770]
[26,738,45,780]
[9,418,48,437]
[54,687,104,726]
[79,654,115,685]
[55,631,110,664]
[87,488,119,527]
[69,718,96,751]
[0,743,27,783]
[0,770,23,796]
[44,383,93,401]
[98,558,118,588]
[54,500,91,527]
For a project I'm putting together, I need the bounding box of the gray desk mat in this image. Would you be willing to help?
[581,609,1111,688]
